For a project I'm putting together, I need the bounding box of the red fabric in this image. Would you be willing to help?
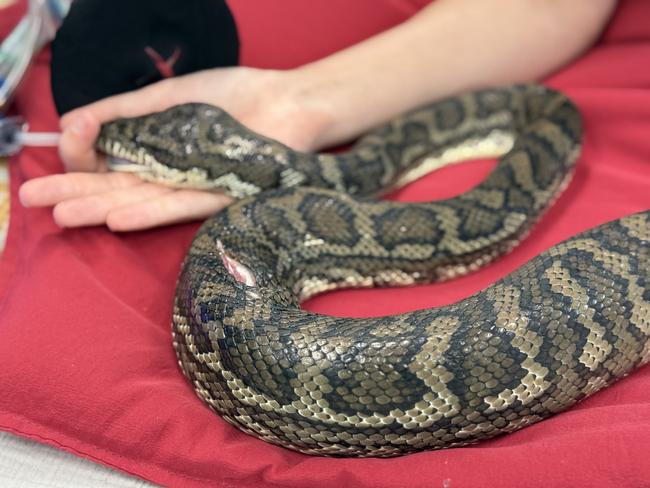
[2,1,650,487]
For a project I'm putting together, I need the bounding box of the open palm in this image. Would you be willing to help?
[19,67,325,230]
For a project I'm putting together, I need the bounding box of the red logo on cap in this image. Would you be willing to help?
[144,46,182,78]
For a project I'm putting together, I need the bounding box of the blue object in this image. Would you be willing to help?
[0,114,60,156]
[0,115,26,157]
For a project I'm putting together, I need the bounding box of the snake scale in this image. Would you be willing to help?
[97,84,650,457]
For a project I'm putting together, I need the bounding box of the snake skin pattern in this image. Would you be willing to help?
[97,85,650,457]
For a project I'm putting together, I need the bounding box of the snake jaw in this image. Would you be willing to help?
[98,134,264,196]
[101,141,226,192]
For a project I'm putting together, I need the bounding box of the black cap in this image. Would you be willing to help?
[51,0,239,115]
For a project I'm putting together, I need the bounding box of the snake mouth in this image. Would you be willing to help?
[105,155,154,175]
[97,135,157,177]
[100,143,218,192]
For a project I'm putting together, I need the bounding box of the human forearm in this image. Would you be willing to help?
[285,0,617,150]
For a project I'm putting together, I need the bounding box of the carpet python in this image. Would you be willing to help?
[97,84,650,457]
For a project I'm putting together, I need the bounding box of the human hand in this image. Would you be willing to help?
[19,67,331,230]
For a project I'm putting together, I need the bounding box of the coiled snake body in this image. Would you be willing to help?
[97,85,650,457]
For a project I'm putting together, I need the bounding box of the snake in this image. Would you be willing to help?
[96,84,650,457]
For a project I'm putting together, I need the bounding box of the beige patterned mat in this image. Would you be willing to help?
[1,0,15,248]
[0,158,9,253]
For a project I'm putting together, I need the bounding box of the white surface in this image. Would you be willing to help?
[0,431,156,487]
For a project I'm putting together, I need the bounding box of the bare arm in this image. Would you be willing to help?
[20,0,617,230]
[294,0,617,149]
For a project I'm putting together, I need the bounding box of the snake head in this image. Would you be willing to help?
[96,103,307,198]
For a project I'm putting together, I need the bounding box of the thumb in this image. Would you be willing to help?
[58,110,104,172]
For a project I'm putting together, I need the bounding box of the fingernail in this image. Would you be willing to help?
[18,183,32,207]
[70,115,87,136]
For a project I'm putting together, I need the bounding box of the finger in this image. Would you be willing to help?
[58,79,183,170]
[60,78,178,130]
[52,183,175,228]
[19,172,143,207]
[106,190,234,231]
[58,110,106,171]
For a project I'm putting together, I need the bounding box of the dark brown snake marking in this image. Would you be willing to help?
[97,85,650,457]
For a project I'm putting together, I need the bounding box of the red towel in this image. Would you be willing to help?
[1,1,649,487]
